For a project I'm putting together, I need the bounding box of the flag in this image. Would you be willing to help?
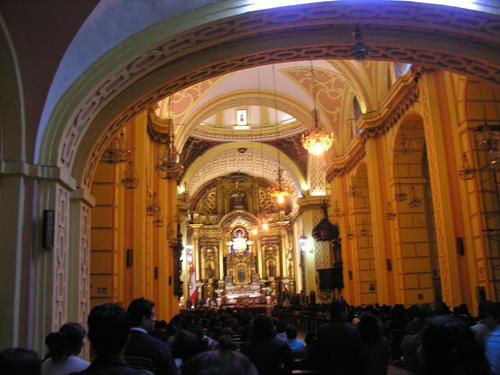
[189,264,198,305]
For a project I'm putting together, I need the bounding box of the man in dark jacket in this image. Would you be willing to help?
[315,301,360,375]
[125,298,177,375]
[75,303,150,375]
[240,315,293,375]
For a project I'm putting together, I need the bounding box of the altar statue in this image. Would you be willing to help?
[225,271,233,284]
[252,270,260,283]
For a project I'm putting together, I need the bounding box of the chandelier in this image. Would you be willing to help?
[146,192,161,216]
[301,61,335,155]
[102,132,131,164]
[393,132,419,154]
[457,152,476,180]
[267,64,294,205]
[121,161,139,189]
[152,117,184,180]
[268,167,293,204]
[408,186,422,208]
[385,201,397,220]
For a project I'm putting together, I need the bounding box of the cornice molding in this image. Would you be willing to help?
[296,195,329,217]
[70,187,96,207]
[326,138,366,181]
[359,67,422,139]
[0,160,77,190]
[326,68,422,181]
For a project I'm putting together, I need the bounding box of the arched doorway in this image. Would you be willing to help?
[27,1,500,351]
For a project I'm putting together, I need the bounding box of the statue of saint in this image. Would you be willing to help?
[268,261,276,278]
[205,263,214,280]
[237,265,246,283]
[252,270,260,283]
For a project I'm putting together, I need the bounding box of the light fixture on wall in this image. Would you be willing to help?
[358,220,369,237]
[474,123,500,167]
[395,182,408,202]
[333,200,343,219]
[102,132,131,164]
[457,152,476,180]
[152,211,164,228]
[301,61,335,156]
[267,64,293,204]
[121,161,139,189]
[146,192,161,216]
[393,132,418,154]
[385,201,397,220]
[408,186,422,208]
[345,225,354,240]
[346,179,358,197]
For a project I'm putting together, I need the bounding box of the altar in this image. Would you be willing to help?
[225,282,261,299]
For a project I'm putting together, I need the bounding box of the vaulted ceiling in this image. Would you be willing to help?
[154,59,410,199]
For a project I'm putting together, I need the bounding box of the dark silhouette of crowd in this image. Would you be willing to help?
[2,298,500,375]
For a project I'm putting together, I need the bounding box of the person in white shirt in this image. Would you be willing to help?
[41,322,89,375]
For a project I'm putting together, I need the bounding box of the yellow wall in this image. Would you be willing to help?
[329,71,500,311]
[90,113,179,321]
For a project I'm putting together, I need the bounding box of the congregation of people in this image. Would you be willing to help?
[1,298,500,375]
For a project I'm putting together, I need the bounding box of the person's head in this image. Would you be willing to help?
[251,315,275,340]
[173,328,207,362]
[45,322,86,361]
[274,320,286,334]
[477,301,494,320]
[358,312,382,343]
[127,298,155,332]
[304,332,316,347]
[182,350,258,375]
[0,348,41,375]
[419,315,490,375]
[329,300,347,321]
[286,326,297,340]
[88,303,130,358]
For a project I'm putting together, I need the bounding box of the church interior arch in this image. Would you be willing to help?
[1,0,500,352]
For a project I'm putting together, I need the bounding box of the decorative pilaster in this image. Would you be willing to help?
[69,188,95,360]
[53,184,71,331]
[420,72,463,307]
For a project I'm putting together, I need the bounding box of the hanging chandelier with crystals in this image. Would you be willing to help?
[301,62,335,155]
[268,167,293,204]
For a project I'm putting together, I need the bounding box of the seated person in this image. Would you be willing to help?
[42,322,89,375]
[285,326,305,354]
[125,298,177,375]
[419,315,490,375]
[74,303,151,375]
[182,348,257,375]
[0,347,41,375]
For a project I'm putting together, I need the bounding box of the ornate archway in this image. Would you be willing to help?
[29,0,500,350]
